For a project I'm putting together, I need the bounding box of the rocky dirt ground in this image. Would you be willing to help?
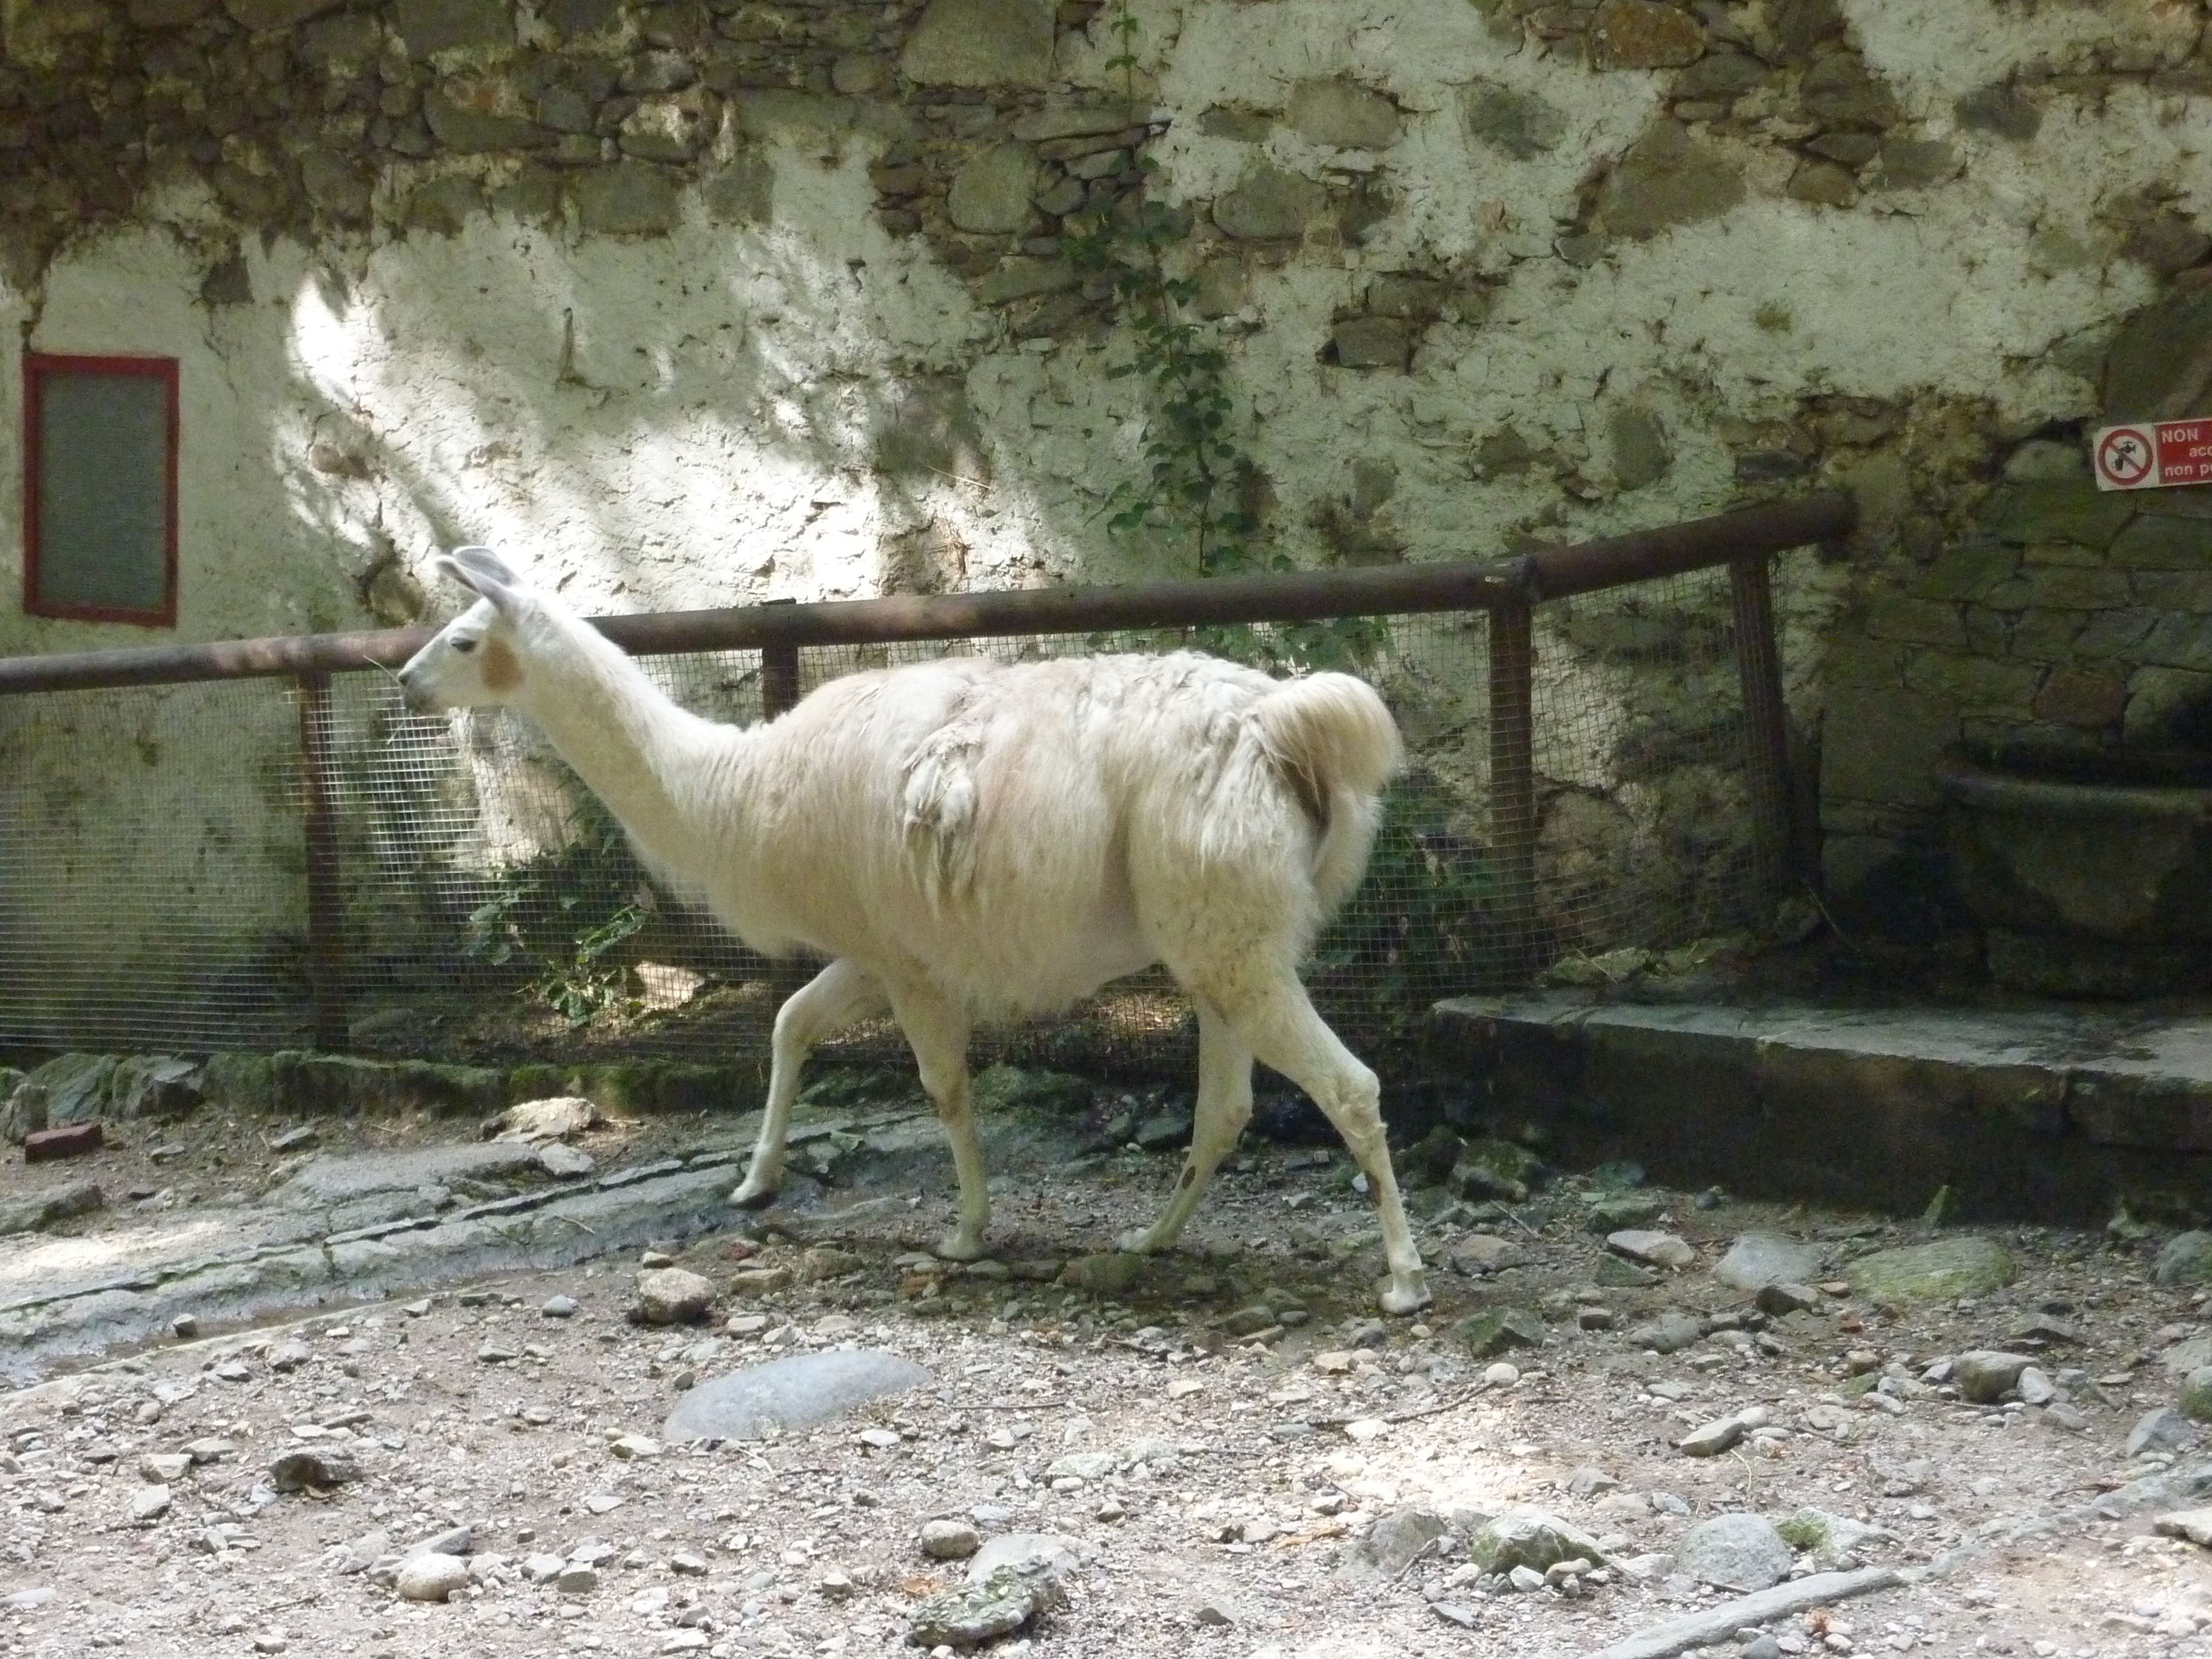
[2,1070,2212,1659]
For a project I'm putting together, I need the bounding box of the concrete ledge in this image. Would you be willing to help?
[1430,994,2212,1223]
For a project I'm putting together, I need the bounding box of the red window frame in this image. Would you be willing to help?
[22,352,181,629]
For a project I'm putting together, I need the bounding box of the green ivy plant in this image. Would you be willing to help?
[1065,2,1382,673]
[461,799,652,1027]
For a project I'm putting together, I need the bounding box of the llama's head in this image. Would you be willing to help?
[397,546,537,714]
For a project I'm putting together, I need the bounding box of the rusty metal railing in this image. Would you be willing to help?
[0,493,1853,1048]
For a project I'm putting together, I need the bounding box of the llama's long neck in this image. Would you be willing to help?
[513,612,743,880]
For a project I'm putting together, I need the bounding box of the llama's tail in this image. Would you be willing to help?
[1250,672,1404,911]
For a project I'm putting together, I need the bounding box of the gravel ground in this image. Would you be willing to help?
[4,1102,2212,1659]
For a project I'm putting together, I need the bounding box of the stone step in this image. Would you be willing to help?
[1430,994,2212,1222]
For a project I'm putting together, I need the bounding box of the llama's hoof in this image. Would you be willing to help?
[1376,1271,1433,1316]
[1113,1226,1163,1256]
[729,1176,780,1211]
[934,1230,986,1263]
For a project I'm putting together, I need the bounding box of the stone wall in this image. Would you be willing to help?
[1,0,2210,996]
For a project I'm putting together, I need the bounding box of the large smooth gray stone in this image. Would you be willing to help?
[1712,1233,1820,1292]
[663,1350,932,1442]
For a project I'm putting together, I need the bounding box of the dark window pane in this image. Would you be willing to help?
[33,369,172,617]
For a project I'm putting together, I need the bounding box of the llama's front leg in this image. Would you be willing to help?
[889,986,988,1261]
[1119,1002,1252,1255]
[732,960,885,1209]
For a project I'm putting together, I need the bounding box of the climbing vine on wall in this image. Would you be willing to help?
[1067,2,1381,671]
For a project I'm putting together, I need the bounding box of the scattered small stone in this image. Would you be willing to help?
[1675,1512,1792,1592]
[1607,1230,1696,1270]
[1469,1507,1609,1574]
[1627,1312,1704,1354]
[395,1552,471,1603]
[478,1339,521,1364]
[557,1564,600,1594]
[129,1484,172,1522]
[171,1314,199,1339]
[269,1449,358,1492]
[609,1434,661,1459]
[1190,1594,1237,1626]
[1951,1350,2034,1404]
[1453,1306,1545,1358]
[2153,1506,2212,1547]
[1679,1407,1769,1457]
[1755,1282,1818,1316]
[541,1295,579,1318]
[908,1566,1054,1648]
[2185,1366,2212,1424]
[139,1453,191,1483]
[634,1267,717,1325]
[267,1125,318,1154]
[2127,1406,2200,1457]
[1713,1233,1821,1292]
[1484,1361,1521,1389]
[184,1438,236,1464]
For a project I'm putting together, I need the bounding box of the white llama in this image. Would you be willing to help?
[398,548,1432,1313]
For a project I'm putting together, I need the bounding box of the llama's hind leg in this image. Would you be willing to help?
[1215,977,1431,1315]
[887,984,989,1262]
[732,959,885,1208]
[1119,1001,1252,1256]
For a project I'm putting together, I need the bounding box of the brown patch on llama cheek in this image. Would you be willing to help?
[480,640,524,693]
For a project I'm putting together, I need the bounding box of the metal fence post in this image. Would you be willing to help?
[297,671,349,1052]
[761,642,800,719]
[1488,602,1540,980]
[1729,554,1798,896]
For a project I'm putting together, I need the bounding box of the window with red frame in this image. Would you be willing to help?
[22,354,179,628]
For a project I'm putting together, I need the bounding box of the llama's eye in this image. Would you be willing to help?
[452,638,478,654]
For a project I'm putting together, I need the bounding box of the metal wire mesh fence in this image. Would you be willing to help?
[0,560,1790,1074]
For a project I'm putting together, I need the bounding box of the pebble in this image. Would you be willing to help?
[1679,1407,1769,1457]
[922,1519,983,1560]
[541,1295,580,1318]
[270,1449,358,1492]
[1483,1362,1521,1388]
[251,1632,289,1655]
[395,1552,471,1603]
[557,1565,600,1594]
[634,1267,717,1325]
[1607,1230,1697,1270]
[129,1485,172,1521]
[1951,1350,2034,1404]
[139,1453,191,1483]
[1674,1512,1792,1592]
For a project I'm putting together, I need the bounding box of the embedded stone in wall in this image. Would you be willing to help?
[1013,105,1135,144]
[573,161,683,237]
[394,0,512,56]
[900,0,1056,89]
[1213,164,1324,242]
[1798,55,1899,130]
[2033,669,2127,729]
[301,12,381,64]
[1875,139,1958,189]
[222,0,342,28]
[1589,1,1704,72]
[1198,106,1273,142]
[881,520,969,595]
[620,94,713,163]
[1285,79,1401,151]
[132,0,220,25]
[299,150,370,222]
[2126,667,2212,745]
[947,144,1040,235]
[1985,480,2136,551]
[1595,121,1743,240]
[2125,215,2212,278]
[1607,406,1671,490]
[424,87,545,153]
[870,378,988,484]
[1788,158,1857,208]
[2105,286,2212,421]
[1674,51,1767,102]
[2111,514,2212,571]
[404,174,484,235]
[542,0,620,38]
[1769,0,1846,60]
[703,155,773,225]
[1821,682,1954,810]
[1461,82,1567,159]
[970,258,1077,306]
[1331,317,1410,371]
[1954,85,2040,143]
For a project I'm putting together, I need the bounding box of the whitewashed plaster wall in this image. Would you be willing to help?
[1,0,2209,1037]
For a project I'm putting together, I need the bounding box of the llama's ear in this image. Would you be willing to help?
[438,546,525,615]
